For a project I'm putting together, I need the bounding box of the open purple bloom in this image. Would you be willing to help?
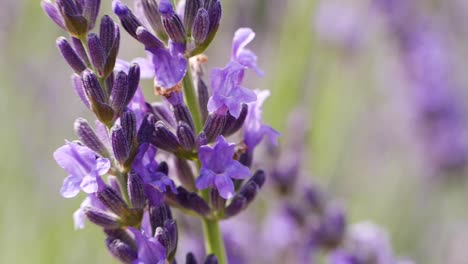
[207,61,256,118]
[54,141,111,198]
[244,90,280,150]
[133,143,177,205]
[148,43,187,89]
[232,28,264,77]
[196,136,250,199]
[128,227,167,264]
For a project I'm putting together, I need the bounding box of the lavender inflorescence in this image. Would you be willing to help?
[44,0,276,263]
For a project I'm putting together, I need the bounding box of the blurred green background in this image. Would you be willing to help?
[1,0,468,263]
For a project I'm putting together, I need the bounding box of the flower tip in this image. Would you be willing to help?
[112,0,128,16]
[158,0,174,15]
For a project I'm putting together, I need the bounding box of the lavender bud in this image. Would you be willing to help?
[223,104,248,136]
[82,0,101,30]
[112,124,130,165]
[204,255,218,264]
[82,69,114,123]
[190,0,220,55]
[176,186,210,216]
[239,151,253,168]
[82,69,105,104]
[152,102,176,127]
[56,37,86,73]
[136,26,165,49]
[304,185,326,213]
[110,71,129,115]
[192,8,209,44]
[124,63,140,105]
[74,117,108,156]
[41,1,66,30]
[159,0,186,44]
[106,238,138,263]
[173,104,195,131]
[71,36,90,65]
[152,121,181,152]
[71,74,90,108]
[98,185,129,216]
[174,158,196,191]
[84,207,121,229]
[238,181,258,204]
[113,0,144,40]
[207,0,221,34]
[196,131,208,148]
[149,204,173,233]
[250,170,266,188]
[202,113,226,142]
[127,171,146,209]
[185,253,198,264]
[56,0,88,37]
[108,175,123,198]
[104,26,120,77]
[99,15,116,55]
[140,0,168,42]
[224,196,246,218]
[164,219,178,254]
[137,113,156,144]
[106,72,115,96]
[177,122,196,151]
[121,109,137,149]
[184,0,202,35]
[87,33,106,75]
[197,78,209,122]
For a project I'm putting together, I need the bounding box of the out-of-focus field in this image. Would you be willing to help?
[1,0,468,263]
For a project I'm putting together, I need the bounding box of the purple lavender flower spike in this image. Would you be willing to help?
[54,141,111,198]
[244,90,280,150]
[196,136,251,199]
[232,28,264,77]
[41,0,66,30]
[128,227,167,264]
[207,61,257,118]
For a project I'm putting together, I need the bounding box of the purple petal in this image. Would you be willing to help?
[225,161,250,180]
[198,136,236,172]
[232,28,255,60]
[60,175,82,198]
[95,157,111,175]
[150,47,187,89]
[80,175,99,193]
[73,197,91,229]
[54,141,94,178]
[195,168,216,190]
[232,28,263,76]
[128,227,166,264]
[215,174,235,199]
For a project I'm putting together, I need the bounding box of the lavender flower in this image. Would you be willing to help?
[133,143,177,205]
[196,136,250,199]
[129,227,167,264]
[53,141,110,198]
[244,90,280,151]
[207,28,264,118]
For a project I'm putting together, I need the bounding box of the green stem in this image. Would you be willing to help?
[182,64,203,133]
[201,218,227,264]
